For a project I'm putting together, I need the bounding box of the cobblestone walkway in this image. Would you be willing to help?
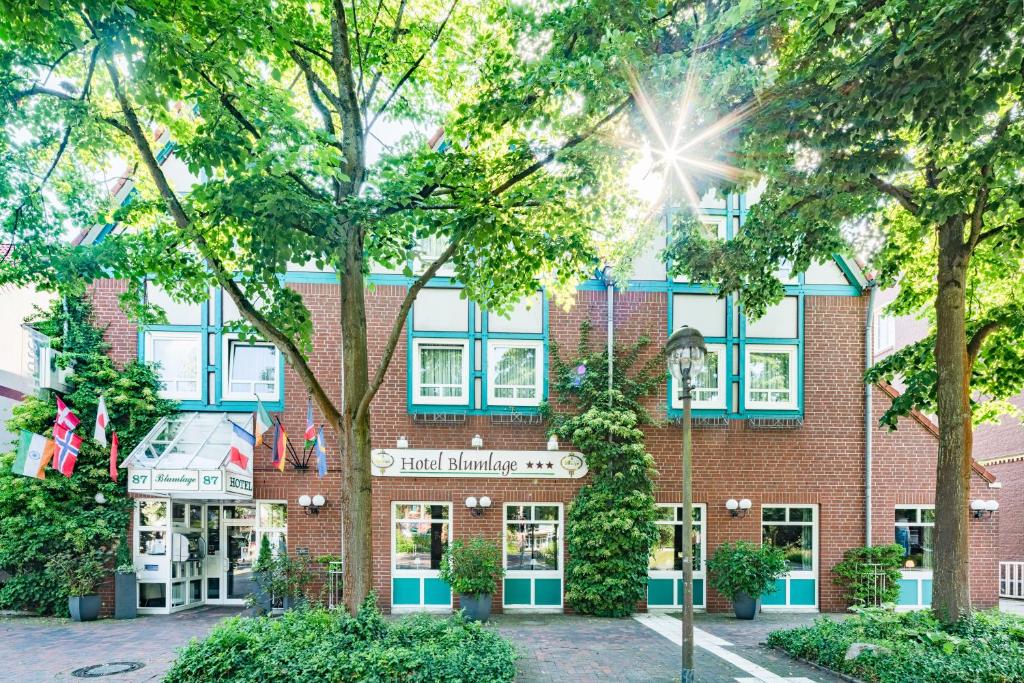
[1,607,844,682]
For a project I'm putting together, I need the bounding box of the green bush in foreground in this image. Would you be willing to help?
[767,607,1024,683]
[164,600,517,683]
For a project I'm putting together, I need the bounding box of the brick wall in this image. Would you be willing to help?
[985,460,1024,563]
[88,279,1001,613]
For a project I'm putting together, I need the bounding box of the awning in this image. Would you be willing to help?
[122,412,254,500]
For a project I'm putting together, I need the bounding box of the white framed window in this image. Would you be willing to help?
[745,344,798,410]
[874,312,896,354]
[895,506,935,572]
[671,344,726,410]
[412,339,469,405]
[146,282,202,325]
[761,504,818,610]
[488,340,543,406]
[145,331,202,400]
[222,335,280,401]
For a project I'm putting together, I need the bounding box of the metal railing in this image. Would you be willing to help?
[327,561,344,608]
[864,563,890,606]
[1000,562,1024,599]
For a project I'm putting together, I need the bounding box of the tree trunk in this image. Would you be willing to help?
[339,231,374,614]
[930,218,973,623]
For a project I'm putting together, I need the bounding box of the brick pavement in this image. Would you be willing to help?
[1,607,846,683]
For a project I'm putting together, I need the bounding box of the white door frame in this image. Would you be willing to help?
[761,503,819,612]
[391,501,453,613]
[502,502,564,611]
[648,503,707,610]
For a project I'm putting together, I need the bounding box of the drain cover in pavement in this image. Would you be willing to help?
[71,662,145,678]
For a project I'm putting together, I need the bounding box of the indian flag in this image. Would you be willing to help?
[12,430,54,480]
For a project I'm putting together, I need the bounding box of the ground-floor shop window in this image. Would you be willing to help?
[503,503,563,609]
[761,504,817,609]
[648,503,707,608]
[391,502,452,610]
[895,505,934,608]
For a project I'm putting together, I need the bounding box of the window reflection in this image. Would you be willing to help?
[505,505,560,571]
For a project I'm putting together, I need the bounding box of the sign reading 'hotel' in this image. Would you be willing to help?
[371,449,588,479]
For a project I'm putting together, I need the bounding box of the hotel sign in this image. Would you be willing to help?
[127,467,253,499]
[370,449,588,479]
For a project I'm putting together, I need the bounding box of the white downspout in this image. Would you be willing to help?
[605,270,614,406]
[865,279,877,546]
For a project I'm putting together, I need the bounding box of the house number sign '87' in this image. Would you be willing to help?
[127,468,254,497]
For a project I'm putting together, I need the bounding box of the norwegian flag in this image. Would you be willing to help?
[53,425,82,477]
[55,396,80,431]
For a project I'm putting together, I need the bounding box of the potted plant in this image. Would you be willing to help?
[707,541,788,620]
[439,538,504,622]
[271,554,313,610]
[113,531,137,619]
[47,549,109,622]
[251,535,275,614]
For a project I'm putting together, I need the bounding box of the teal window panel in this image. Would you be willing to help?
[504,578,531,605]
[648,579,674,606]
[761,579,787,606]
[922,579,932,605]
[693,579,705,607]
[897,579,919,606]
[393,578,421,605]
[534,579,562,606]
[790,579,816,606]
[423,578,451,605]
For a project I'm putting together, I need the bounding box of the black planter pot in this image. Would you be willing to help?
[114,572,137,620]
[458,593,492,622]
[282,596,306,611]
[253,572,273,614]
[69,594,101,622]
[732,592,758,620]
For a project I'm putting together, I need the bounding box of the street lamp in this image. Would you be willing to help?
[666,325,706,683]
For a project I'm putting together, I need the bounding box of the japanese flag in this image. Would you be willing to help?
[94,396,109,447]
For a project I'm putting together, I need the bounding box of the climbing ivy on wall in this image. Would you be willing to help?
[543,321,662,617]
[0,298,175,615]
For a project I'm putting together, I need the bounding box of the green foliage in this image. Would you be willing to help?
[707,541,787,601]
[767,608,1024,683]
[832,545,904,608]
[266,553,315,601]
[544,322,661,617]
[114,529,134,574]
[164,599,517,683]
[46,545,109,596]
[0,298,175,615]
[438,538,504,597]
[254,535,274,574]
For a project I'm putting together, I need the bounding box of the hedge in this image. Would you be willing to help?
[767,607,1024,683]
[164,601,517,683]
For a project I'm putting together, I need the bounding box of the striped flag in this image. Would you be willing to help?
[109,431,119,482]
[304,398,316,448]
[52,425,82,477]
[55,396,80,431]
[270,421,288,472]
[315,426,327,479]
[94,396,109,446]
[12,430,53,479]
[254,397,273,446]
[229,422,254,470]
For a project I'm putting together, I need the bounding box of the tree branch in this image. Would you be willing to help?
[355,234,462,423]
[103,55,343,430]
[363,0,407,110]
[967,320,1004,366]
[366,0,460,132]
[868,174,920,215]
[966,110,1012,252]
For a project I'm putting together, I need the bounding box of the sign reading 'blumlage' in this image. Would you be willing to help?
[370,449,587,479]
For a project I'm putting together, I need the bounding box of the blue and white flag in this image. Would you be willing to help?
[315,426,328,479]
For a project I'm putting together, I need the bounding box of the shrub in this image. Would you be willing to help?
[439,538,504,596]
[832,544,904,607]
[47,546,110,596]
[707,541,788,601]
[544,323,663,617]
[164,599,517,682]
[767,608,1024,683]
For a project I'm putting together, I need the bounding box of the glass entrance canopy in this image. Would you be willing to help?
[123,412,255,499]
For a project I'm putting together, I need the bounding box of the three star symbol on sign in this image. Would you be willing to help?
[526,461,554,469]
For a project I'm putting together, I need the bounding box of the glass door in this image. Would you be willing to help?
[761,504,818,610]
[223,505,258,604]
[647,504,707,609]
[391,502,452,611]
[503,503,563,609]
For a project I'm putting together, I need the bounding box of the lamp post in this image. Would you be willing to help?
[666,325,706,683]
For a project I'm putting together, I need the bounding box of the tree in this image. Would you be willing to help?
[665,0,1023,622]
[0,0,738,610]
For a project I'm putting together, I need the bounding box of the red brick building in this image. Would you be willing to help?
[83,189,1001,616]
